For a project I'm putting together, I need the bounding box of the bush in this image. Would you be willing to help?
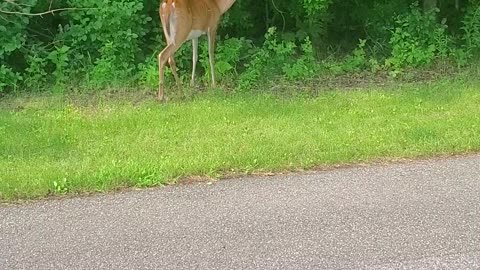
[238,28,319,90]
[199,37,253,84]
[61,0,151,84]
[386,4,452,70]
[326,39,369,74]
[462,3,480,55]
[0,1,35,61]
[23,46,48,91]
[0,65,22,93]
[0,0,479,94]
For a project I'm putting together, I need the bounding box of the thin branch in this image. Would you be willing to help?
[271,0,286,33]
[0,13,16,24]
[7,0,35,8]
[3,0,20,8]
[0,7,97,16]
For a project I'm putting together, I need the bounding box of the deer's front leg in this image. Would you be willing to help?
[190,38,199,87]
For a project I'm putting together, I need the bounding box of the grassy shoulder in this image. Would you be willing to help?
[1,78,480,201]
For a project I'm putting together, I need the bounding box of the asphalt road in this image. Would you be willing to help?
[1,155,480,269]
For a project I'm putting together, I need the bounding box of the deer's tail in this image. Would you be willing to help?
[160,0,176,41]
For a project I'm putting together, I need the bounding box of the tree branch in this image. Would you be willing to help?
[1,0,95,16]
[0,7,96,16]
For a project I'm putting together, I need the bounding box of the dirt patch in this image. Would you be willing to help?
[175,175,216,185]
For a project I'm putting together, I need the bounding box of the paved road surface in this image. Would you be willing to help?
[1,155,480,269]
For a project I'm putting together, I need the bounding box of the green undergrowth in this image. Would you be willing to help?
[1,78,480,201]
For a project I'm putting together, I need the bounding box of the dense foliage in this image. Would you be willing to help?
[0,0,479,93]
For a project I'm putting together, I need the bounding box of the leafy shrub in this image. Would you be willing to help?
[138,57,160,89]
[47,46,71,86]
[386,4,452,71]
[0,0,35,61]
[239,27,319,89]
[199,37,253,84]
[0,0,35,93]
[462,4,480,54]
[282,37,318,80]
[61,0,151,79]
[0,65,22,93]
[326,39,368,74]
[1,0,480,93]
[24,48,48,91]
[302,0,333,41]
[87,42,134,88]
[238,28,281,89]
[450,48,470,67]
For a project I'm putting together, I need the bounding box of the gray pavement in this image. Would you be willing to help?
[1,155,480,269]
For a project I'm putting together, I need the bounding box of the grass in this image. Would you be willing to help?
[1,78,480,201]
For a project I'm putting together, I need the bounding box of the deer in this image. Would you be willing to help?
[157,0,237,101]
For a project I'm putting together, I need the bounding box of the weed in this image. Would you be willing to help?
[53,178,69,195]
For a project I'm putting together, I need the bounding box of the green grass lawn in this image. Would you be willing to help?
[1,79,480,201]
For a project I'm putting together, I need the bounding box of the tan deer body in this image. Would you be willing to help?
[158,0,236,101]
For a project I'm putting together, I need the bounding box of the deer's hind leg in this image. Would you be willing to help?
[158,44,178,101]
